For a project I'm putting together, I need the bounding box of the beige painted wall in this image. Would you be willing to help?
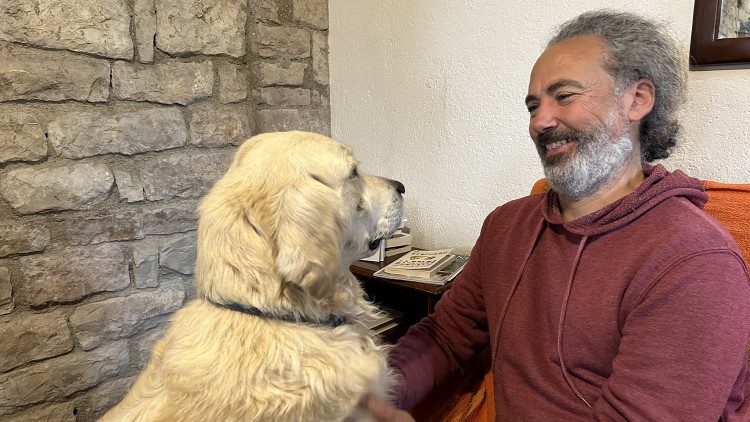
[329,1,750,253]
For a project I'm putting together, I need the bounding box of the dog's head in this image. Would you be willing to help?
[196,131,404,308]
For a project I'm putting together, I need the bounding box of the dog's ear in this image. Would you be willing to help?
[274,180,344,298]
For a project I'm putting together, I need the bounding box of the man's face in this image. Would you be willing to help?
[525,35,636,200]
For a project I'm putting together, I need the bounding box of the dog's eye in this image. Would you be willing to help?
[350,167,358,179]
[356,202,364,212]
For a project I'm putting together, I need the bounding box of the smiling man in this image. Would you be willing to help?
[364,10,750,422]
[525,33,649,222]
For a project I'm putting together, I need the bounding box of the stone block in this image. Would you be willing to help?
[0,221,50,258]
[159,233,197,275]
[66,212,144,246]
[133,324,169,368]
[48,108,187,159]
[256,108,330,136]
[312,31,329,86]
[0,310,74,373]
[256,25,311,58]
[0,0,133,59]
[0,267,11,311]
[140,150,234,201]
[251,0,279,23]
[17,244,130,307]
[218,63,248,104]
[0,340,130,408]
[112,60,213,105]
[141,204,199,235]
[69,284,184,350]
[114,171,145,203]
[2,401,76,422]
[256,87,311,106]
[134,0,156,63]
[156,0,247,57]
[78,375,136,420]
[189,105,252,147]
[134,244,159,288]
[0,163,113,215]
[0,44,110,102]
[0,111,48,164]
[293,0,328,29]
[0,269,10,316]
[159,272,196,302]
[253,61,307,86]
[311,90,326,106]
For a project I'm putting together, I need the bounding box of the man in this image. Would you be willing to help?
[365,10,750,421]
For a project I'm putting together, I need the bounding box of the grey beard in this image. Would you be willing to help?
[538,122,633,201]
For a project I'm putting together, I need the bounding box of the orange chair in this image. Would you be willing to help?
[426,178,750,421]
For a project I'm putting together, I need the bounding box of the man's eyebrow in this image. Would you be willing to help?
[525,79,586,106]
[545,79,585,94]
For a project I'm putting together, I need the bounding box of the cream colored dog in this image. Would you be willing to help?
[102,131,405,421]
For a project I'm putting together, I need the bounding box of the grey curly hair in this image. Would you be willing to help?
[549,11,687,162]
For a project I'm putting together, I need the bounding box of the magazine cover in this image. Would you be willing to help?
[385,249,453,270]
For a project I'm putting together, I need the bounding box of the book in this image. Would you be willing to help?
[374,254,469,285]
[384,231,412,248]
[384,244,412,257]
[361,228,412,262]
[366,306,405,335]
[379,249,456,279]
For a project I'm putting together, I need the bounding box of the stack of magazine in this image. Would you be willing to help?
[361,227,413,262]
[374,249,468,285]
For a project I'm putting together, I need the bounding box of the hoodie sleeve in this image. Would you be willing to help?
[591,250,750,421]
[388,217,492,410]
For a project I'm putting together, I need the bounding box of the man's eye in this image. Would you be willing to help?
[556,93,574,102]
[526,104,538,114]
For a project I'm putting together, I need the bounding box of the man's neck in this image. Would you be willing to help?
[559,163,646,223]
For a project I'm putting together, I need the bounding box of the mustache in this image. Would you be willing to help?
[536,129,583,145]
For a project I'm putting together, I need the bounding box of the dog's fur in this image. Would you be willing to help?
[102,131,405,421]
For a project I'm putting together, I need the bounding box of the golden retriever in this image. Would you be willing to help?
[102,131,405,421]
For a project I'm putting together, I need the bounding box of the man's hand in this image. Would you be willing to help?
[360,394,415,422]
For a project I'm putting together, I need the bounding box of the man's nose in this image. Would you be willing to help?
[529,102,559,136]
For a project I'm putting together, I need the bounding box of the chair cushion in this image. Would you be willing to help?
[702,180,750,264]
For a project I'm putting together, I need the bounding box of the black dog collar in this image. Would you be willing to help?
[210,300,348,328]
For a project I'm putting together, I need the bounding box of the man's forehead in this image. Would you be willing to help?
[528,35,609,94]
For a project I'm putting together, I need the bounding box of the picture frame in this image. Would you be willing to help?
[690,0,750,70]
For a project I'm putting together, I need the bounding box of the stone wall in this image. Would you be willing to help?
[0,0,330,419]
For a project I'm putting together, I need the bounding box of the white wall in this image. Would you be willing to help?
[329,1,750,253]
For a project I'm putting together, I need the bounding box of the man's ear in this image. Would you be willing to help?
[626,78,655,123]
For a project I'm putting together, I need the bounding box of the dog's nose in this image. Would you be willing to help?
[391,179,405,194]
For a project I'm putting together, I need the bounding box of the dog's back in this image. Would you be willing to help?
[102,300,390,421]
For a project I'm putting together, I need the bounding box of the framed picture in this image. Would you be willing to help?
[690,0,750,70]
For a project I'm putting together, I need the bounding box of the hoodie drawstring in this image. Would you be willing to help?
[557,235,592,408]
[491,219,545,366]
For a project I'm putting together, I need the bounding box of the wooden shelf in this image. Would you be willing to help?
[351,253,455,344]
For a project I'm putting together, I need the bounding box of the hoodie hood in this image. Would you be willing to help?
[542,164,708,237]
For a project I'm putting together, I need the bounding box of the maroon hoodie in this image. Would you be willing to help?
[390,165,750,420]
